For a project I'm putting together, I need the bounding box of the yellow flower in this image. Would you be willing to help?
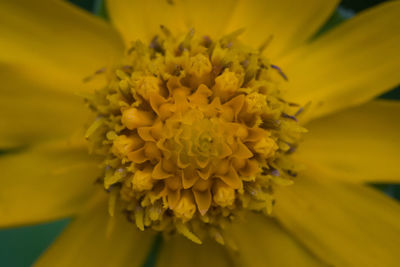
[1,0,400,266]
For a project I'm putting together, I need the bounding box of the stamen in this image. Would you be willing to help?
[282,112,298,122]
[271,64,288,81]
[258,35,274,53]
[83,67,106,82]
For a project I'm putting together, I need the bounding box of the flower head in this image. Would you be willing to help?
[1,0,400,266]
[85,29,306,242]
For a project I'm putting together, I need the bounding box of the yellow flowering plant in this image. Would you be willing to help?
[1,0,400,266]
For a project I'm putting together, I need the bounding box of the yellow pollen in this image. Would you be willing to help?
[246,92,268,113]
[252,137,279,158]
[213,70,240,101]
[112,135,143,158]
[131,167,154,191]
[188,53,212,77]
[85,28,306,244]
[213,181,235,207]
[174,191,197,221]
[134,76,161,101]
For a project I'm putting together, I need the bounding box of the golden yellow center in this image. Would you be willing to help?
[85,28,306,244]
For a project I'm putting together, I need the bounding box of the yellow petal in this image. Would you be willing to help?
[35,193,155,267]
[0,140,101,228]
[156,236,233,267]
[0,66,90,149]
[106,0,238,44]
[179,0,238,38]
[281,1,400,122]
[226,0,339,59]
[274,171,400,267]
[0,0,124,93]
[297,100,400,183]
[228,212,325,267]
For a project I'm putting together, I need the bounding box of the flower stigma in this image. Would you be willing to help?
[85,28,306,245]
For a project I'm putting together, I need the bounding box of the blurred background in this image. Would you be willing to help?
[0,0,398,266]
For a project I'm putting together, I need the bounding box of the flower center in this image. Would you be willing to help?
[85,28,306,244]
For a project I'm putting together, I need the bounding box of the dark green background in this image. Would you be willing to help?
[1,1,397,266]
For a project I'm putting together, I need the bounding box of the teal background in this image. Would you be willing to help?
[0,1,397,267]
[0,220,69,267]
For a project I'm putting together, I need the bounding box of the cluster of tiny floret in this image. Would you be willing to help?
[85,28,305,244]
